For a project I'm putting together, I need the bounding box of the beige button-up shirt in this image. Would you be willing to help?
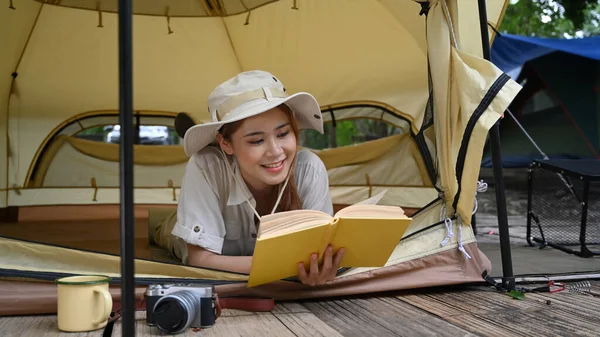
[171,146,333,264]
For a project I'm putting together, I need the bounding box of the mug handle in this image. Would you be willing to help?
[92,288,113,325]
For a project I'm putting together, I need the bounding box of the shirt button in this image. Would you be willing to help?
[251,233,257,238]
[194,226,200,233]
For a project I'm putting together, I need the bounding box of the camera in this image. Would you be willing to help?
[145,284,216,334]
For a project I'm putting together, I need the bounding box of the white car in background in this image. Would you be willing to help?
[105,125,170,145]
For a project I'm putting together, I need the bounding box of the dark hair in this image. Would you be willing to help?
[218,104,302,213]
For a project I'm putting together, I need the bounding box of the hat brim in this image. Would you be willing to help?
[183,92,324,156]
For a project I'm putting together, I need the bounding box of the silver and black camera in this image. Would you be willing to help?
[145,284,216,334]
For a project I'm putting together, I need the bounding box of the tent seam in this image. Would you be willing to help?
[7,3,45,196]
[220,17,244,73]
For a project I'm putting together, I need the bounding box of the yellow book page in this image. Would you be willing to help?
[335,204,406,218]
[330,217,412,267]
[258,210,331,238]
[248,224,331,287]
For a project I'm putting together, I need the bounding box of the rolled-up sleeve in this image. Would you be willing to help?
[296,151,334,216]
[171,156,225,254]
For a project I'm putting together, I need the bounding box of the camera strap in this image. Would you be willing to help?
[103,293,275,336]
[214,293,276,315]
[102,297,147,337]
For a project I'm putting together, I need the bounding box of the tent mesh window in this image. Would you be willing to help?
[71,115,181,145]
[299,105,411,150]
[527,160,600,257]
[26,113,183,189]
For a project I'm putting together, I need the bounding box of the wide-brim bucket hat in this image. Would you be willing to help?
[182,70,324,156]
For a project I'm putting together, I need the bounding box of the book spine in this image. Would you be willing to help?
[317,218,340,262]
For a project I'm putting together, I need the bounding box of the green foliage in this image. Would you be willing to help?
[561,0,598,28]
[498,0,600,38]
[299,119,404,150]
[506,290,525,300]
[299,126,330,150]
[336,121,358,147]
[581,2,600,35]
[77,126,106,136]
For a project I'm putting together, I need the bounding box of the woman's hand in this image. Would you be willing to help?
[297,245,345,286]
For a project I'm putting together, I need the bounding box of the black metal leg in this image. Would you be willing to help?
[118,0,136,336]
[579,180,593,258]
[489,125,516,289]
[526,164,534,247]
[477,0,515,290]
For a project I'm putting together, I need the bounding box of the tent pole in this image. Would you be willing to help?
[118,0,136,335]
[477,0,515,291]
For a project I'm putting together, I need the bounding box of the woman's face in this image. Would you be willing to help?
[220,106,297,193]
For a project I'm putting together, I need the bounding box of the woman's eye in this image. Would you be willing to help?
[278,131,290,138]
[249,139,263,145]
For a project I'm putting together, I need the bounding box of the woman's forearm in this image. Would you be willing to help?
[187,244,252,274]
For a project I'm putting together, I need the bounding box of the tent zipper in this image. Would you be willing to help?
[415,132,439,188]
[452,73,511,212]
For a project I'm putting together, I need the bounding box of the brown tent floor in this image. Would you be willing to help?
[0,204,177,261]
[0,218,153,258]
[1,204,599,274]
[0,218,154,260]
[0,203,419,263]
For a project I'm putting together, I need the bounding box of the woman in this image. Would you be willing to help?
[169,70,344,286]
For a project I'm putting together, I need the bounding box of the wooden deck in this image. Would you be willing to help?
[2,281,599,337]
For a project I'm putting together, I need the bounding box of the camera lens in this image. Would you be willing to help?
[153,291,196,334]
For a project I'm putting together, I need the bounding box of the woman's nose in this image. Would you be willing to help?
[266,138,283,156]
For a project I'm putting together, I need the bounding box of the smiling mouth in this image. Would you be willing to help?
[261,160,284,169]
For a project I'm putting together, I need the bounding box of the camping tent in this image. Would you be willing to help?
[0,0,520,316]
[483,33,600,167]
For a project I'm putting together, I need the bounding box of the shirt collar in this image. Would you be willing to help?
[226,157,256,207]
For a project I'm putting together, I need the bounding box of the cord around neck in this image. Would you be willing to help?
[219,148,291,221]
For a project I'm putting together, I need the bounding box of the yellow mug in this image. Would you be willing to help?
[56,275,113,332]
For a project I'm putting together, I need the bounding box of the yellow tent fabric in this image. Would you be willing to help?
[65,136,188,166]
[1,0,509,209]
[0,236,249,282]
[426,1,521,225]
[0,0,521,304]
[30,135,189,188]
[26,132,436,208]
[311,134,409,171]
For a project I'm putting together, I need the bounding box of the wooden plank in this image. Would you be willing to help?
[0,315,49,337]
[223,302,342,337]
[397,291,535,337]
[477,304,599,337]
[527,291,600,314]
[0,314,116,337]
[218,301,310,317]
[273,312,343,337]
[427,312,525,337]
[302,295,478,337]
[399,288,545,317]
[271,301,312,314]
[398,286,600,337]
[132,314,298,337]
[1,305,339,337]
[218,308,267,317]
[1,309,299,337]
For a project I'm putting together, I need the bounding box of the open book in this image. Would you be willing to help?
[248,191,412,287]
